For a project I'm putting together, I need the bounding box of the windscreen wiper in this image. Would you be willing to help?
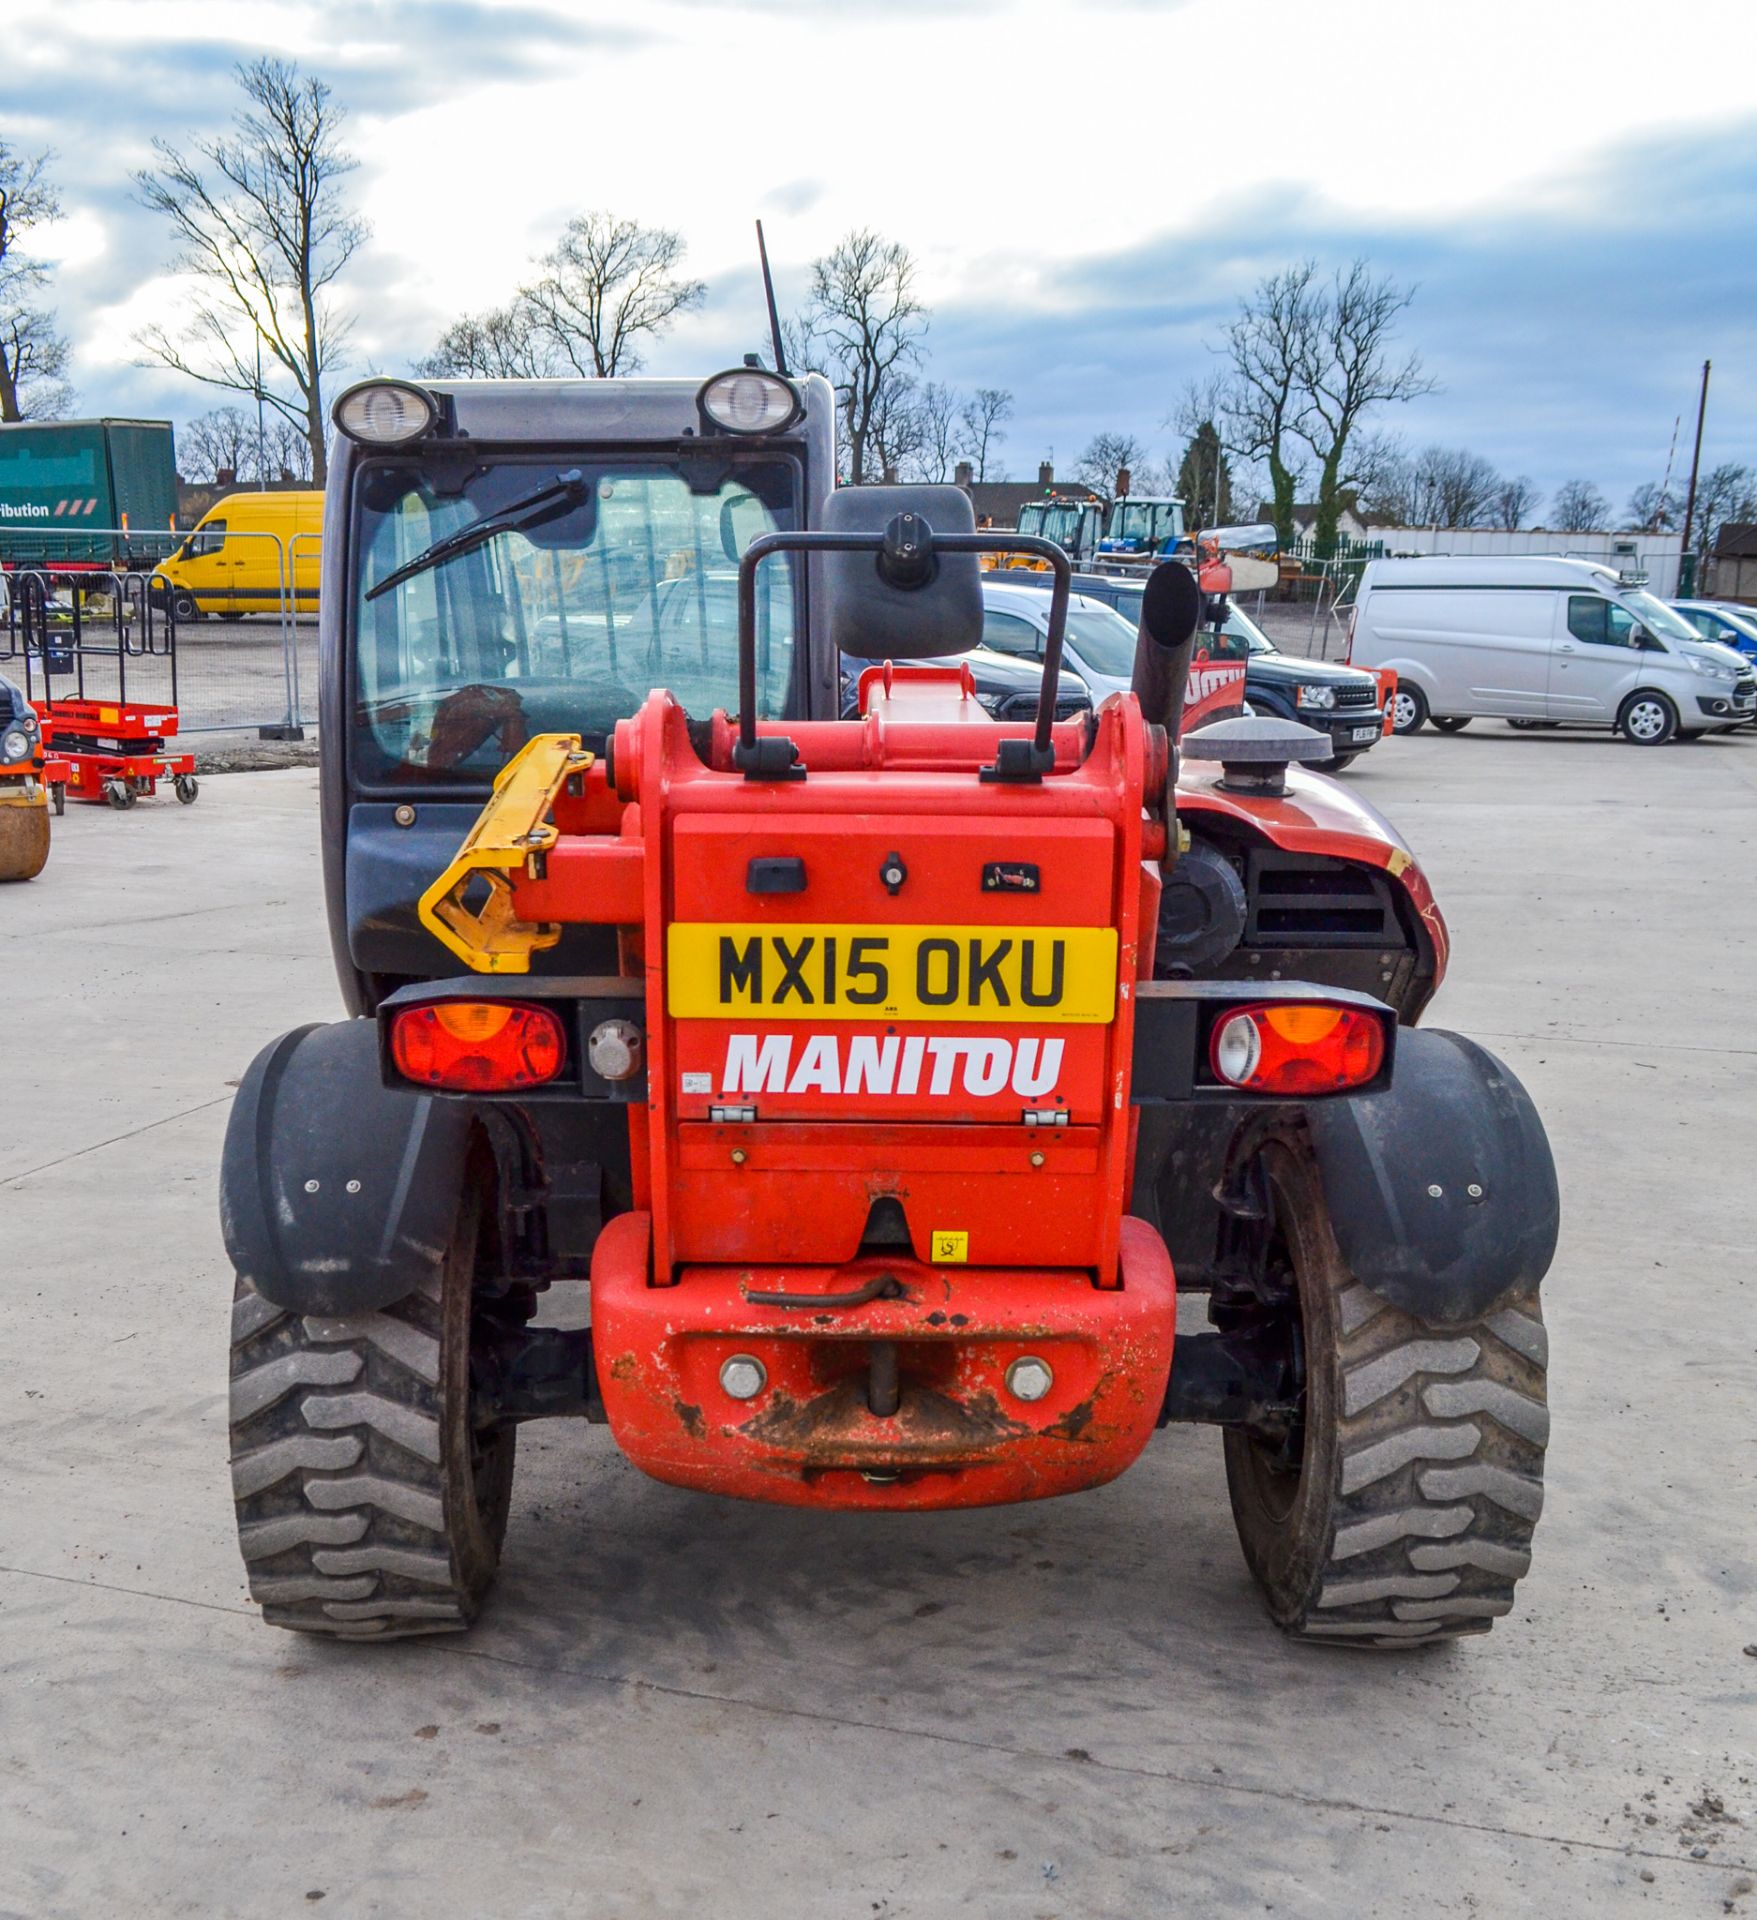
[365,469,588,602]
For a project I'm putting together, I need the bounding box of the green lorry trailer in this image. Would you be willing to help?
[0,419,179,570]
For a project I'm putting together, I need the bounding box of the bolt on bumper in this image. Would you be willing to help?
[589,1212,1175,1510]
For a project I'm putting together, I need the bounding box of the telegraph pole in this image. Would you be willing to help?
[1679,360,1711,584]
[255,332,267,484]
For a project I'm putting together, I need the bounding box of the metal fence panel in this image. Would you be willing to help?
[1,525,319,735]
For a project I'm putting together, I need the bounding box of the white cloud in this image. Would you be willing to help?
[7,0,1754,499]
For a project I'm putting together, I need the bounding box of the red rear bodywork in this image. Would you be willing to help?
[490,669,1441,1510]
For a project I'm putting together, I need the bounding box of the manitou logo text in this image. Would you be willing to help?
[1188,665,1244,702]
[719,1032,1065,1099]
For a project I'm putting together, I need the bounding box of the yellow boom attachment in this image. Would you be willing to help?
[416,734,593,974]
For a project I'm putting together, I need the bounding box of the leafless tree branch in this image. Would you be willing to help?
[133,59,366,481]
[794,229,927,484]
[520,214,704,378]
[0,141,74,420]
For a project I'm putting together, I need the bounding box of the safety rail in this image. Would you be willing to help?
[0,568,179,711]
[1,523,320,734]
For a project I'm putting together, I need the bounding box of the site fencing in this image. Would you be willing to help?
[0,526,319,736]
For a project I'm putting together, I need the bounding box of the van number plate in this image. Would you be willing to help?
[666,923,1118,1023]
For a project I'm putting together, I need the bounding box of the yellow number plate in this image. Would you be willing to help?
[666,923,1118,1023]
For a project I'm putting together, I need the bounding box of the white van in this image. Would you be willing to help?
[1350,556,1756,745]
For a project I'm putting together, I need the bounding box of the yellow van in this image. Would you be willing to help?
[157,490,323,620]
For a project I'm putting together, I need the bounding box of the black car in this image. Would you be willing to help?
[1005,570,1385,771]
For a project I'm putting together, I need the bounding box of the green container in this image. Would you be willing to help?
[0,419,179,567]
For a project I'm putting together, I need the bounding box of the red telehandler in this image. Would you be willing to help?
[221,370,1556,1648]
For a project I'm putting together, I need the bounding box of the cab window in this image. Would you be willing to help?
[1566,596,1639,648]
[350,456,801,789]
[981,610,1041,659]
[188,519,227,558]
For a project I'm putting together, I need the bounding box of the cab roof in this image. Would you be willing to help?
[418,374,830,445]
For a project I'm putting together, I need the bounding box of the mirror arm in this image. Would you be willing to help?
[735,528,1074,772]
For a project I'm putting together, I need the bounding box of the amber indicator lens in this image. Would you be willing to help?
[1210,1002,1386,1096]
[390,1001,566,1091]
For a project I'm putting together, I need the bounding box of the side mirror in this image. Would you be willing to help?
[822,485,983,661]
[720,492,768,566]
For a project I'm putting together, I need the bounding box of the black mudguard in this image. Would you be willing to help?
[1305,1027,1559,1327]
[220,1018,472,1316]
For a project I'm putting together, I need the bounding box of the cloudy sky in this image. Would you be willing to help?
[5,0,1754,512]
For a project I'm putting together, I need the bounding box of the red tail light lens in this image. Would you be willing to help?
[390,1001,566,1091]
[1210,1002,1387,1096]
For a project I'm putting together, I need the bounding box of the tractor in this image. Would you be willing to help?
[220,367,1557,1648]
[0,670,55,881]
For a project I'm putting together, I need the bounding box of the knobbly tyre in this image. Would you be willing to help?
[220,368,1559,1647]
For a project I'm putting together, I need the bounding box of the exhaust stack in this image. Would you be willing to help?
[1129,560,1204,738]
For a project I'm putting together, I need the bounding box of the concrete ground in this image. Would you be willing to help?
[2,726,1754,1920]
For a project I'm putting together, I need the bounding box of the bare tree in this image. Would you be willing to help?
[0,142,75,421]
[1401,444,1501,527]
[913,380,961,483]
[794,230,926,484]
[181,405,313,484]
[868,376,927,482]
[521,213,704,378]
[1685,462,1757,560]
[1074,430,1146,503]
[180,405,258,481]
[1298,260,1436,550]
[416,301,557,379]
[1625,481,1678,532]
[1222,262,1319,550]
[957,386,1013,481]
[1127,457,1176,497]
[264,414,314,480]
[1547,479,1609,532]
[134,59,366,483]
[1489,474,1539,531]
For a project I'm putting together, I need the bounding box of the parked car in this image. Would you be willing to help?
[1218,602,1387,770]
[1671,599,1757,665]
[978,579,1248,732]
[1350,556,1757,744]
[990,573,1389,766]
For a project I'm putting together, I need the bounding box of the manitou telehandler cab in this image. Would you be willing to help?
[221,368,1558,1649]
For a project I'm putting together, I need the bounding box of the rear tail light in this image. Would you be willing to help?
[1210,1002,1387,1095]
[390,1001,566,1091]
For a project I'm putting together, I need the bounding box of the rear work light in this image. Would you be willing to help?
[1210,1001,1387,1096]
[697,367,802,435]
[390,1001,566,1092]
[332,378,439,446]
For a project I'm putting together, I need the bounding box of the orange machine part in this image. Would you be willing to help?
[590,1211,1176,1509]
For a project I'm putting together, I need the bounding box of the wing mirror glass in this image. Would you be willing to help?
[720,492,768,565]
